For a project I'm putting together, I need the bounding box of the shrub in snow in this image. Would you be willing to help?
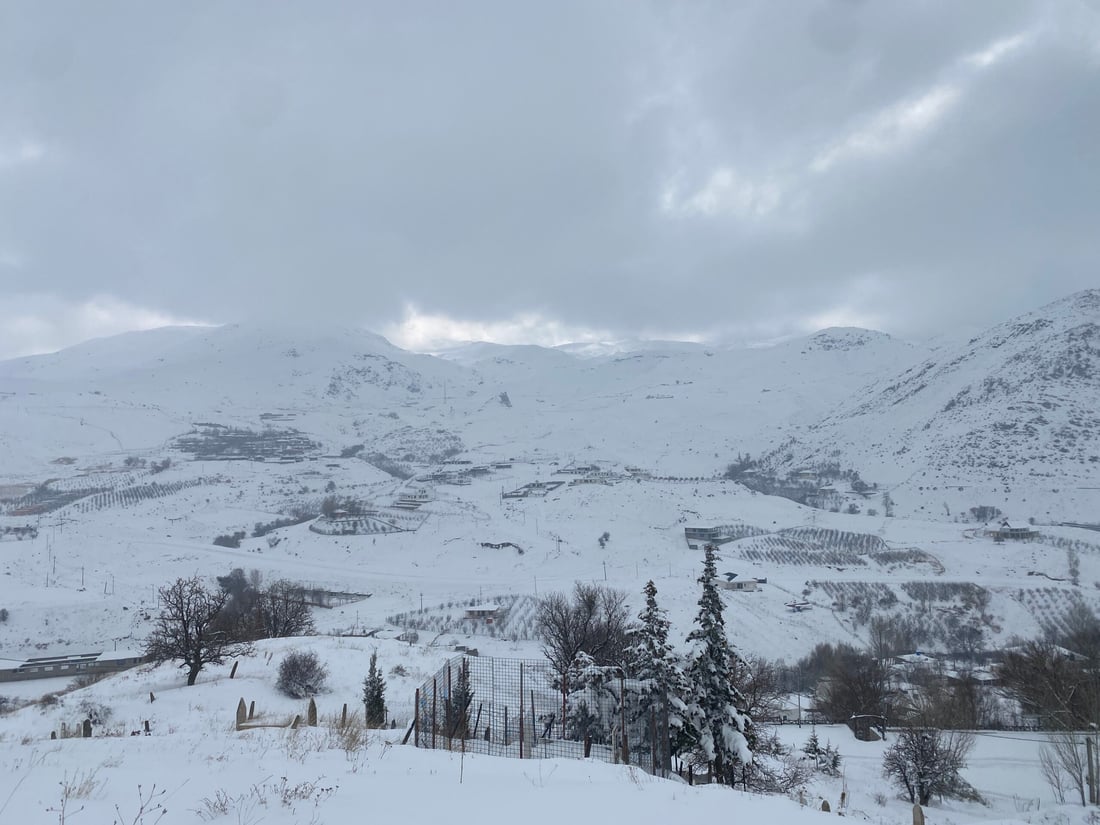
[277,650,329,698]
[78,698,113,726]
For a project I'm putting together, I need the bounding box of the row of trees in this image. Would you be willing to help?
[145,570,314,685]
[536,544,755,786]
[532,548,995,799]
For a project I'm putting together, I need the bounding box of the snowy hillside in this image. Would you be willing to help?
[0,636,1082,825]
[767,290,1100,521]
[0,292,1099,825]
[0,291,1097,664]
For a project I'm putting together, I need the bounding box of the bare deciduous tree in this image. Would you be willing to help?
[1039,732,1088,806]
[909,669,999,730]
[731,654,786,721]
[817,646,889,723]
[536,583,631,686]
[882,727,977,806]
[145,577,252,686]
[999,641,1100,728]
[257,580,315,638]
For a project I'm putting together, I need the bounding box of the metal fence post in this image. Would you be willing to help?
[519,661,525,759]
[561,681,567,741]
[650,705,658,775]
[414,688,420,747]
[660,688,672,775]
[620,672,629,765]
[447,663,453,750]
[431,677,437,750]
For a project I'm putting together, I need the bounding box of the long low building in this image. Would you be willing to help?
[0,650,148,683]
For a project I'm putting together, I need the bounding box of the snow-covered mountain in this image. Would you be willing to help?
[0,315,921,480]
[2,293,1097,503]
[0,289,1097,671]
[764,290,1100,519]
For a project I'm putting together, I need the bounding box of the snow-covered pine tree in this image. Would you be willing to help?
[629,580,673,683]
[362,650,386,728]
[682,543,754,785]
[564,651,620,744]
[628,580,688,752]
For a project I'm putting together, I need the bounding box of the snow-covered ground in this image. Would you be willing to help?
[1,455,1097,666]
[0,636,1088,825]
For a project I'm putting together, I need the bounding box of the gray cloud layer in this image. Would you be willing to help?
[1,1,1097,356]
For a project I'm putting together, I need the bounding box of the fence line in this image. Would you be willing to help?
[412,655,671,776]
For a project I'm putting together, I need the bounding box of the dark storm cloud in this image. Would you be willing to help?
[0,1,1097,356]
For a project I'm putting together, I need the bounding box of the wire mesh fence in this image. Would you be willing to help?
[412,655,672,776]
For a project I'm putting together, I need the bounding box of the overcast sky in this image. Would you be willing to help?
[1,1,1098,358]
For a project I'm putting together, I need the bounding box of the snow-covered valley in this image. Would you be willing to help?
[0,290,1098,824]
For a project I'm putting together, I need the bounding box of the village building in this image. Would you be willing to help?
[717,574,758,592]
[987,519,1038,541]
[464,604,501,623]
[0,650,147,683]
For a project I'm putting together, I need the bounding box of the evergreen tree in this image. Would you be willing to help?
[802,729,821,761]
[628,580,688,749]
[362,650,387,727]
[682,543,754,785]
[445,657,475,739]
[629,580,673,682]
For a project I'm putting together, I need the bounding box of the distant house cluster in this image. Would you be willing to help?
[415,465,491,485]
[174,424,320,463]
